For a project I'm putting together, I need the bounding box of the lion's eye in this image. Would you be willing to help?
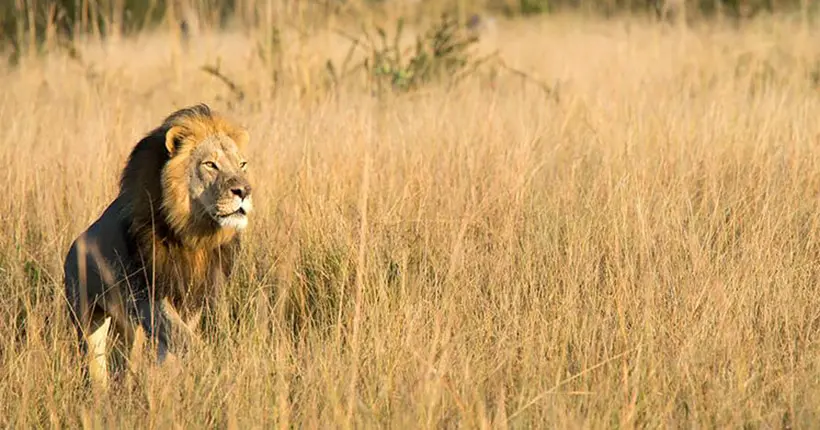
[239,161,248,170]
[204,161,219,170]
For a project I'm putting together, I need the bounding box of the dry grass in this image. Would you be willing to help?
[3,12,820,428]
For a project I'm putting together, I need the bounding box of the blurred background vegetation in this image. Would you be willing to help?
[0,0,815,64]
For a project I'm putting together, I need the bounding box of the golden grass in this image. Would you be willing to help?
[3,13,820,428]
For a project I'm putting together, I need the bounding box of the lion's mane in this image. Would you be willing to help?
[118,104,247,305]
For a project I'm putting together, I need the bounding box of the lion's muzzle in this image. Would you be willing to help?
[212,176,252,230]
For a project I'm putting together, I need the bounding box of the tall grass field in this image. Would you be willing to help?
[3,7,820,428]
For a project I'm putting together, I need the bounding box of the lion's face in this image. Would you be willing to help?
[187,135,253,230]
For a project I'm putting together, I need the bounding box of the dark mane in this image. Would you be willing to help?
[112,103,244,305]
[117,104,218,244]
[119,103,215,200]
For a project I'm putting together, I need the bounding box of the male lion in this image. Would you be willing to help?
[63,104,253,388]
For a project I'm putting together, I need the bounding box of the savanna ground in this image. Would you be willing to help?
[3,6,820,428]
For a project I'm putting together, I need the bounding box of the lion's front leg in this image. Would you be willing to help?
[133,297,174,364]
[85,313,112,389]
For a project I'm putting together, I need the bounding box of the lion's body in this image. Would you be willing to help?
[63,104,252,387]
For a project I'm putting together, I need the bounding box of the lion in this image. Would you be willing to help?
[63,104,253,388]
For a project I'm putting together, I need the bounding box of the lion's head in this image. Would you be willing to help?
[177,132,253,230]
[121,104,253,248]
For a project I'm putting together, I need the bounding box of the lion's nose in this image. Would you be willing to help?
[231,185,251,199]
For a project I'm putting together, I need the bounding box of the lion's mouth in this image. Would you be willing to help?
[214,208,247,222]
[220,207,246,217]
[212,197,252,230]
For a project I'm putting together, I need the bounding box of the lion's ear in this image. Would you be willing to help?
[165,126,184,154]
